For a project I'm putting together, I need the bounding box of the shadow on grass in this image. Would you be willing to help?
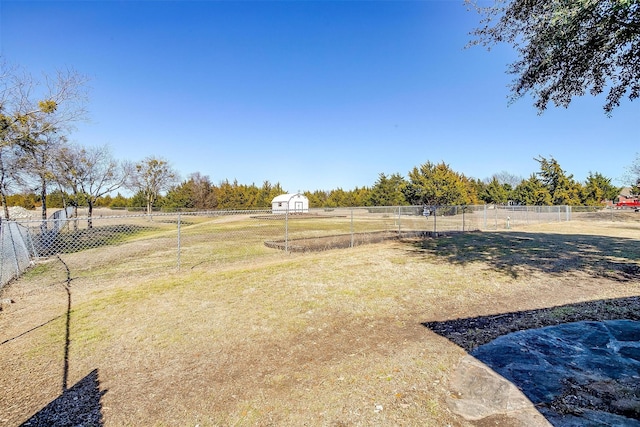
[407,231,640,279]
[414,231,640,350]
[0,316,63,346]
[20,369,106,427]
[18,255,107,426]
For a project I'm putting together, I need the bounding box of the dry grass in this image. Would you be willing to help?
[0,219,639,426]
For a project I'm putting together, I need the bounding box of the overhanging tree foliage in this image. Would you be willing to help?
[468,0,640,114]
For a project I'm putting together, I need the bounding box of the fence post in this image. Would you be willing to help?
[0,224,5,287]
[285,203,289,253]
[433,206,437,234]
[483,204,487,229]
[9,223,21,278]
[177,213,181,271]
[350,208,354,248]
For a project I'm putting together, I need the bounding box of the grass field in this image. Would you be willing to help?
[0,216,639,426]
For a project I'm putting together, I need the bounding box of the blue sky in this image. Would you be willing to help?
[1,0,638,193]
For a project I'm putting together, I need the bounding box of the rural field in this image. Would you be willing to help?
[1,213,639,426]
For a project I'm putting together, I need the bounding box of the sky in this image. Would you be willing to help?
[1,0,638,193]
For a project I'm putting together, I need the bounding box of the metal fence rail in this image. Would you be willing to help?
[1,204,633,289]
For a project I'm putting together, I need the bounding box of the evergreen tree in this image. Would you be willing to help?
[535,156,582,205]
[304,190,330,208]
[512,174,552,205]
[481,177,509,204]
[581,172,620,206]
[109,193,129,208]
[368,173,408,206]
[162,180,195,210]
[403,161,473,206]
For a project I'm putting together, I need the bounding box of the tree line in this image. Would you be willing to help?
[4,153,628,215]
[0,60,633,221]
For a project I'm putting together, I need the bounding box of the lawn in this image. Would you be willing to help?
[0,218,639,426]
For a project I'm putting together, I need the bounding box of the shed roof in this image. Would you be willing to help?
[272,193,307,203]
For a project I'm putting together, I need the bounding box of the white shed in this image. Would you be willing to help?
[271,193,309,214]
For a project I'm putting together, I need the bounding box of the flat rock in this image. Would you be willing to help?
[447,355,552,426]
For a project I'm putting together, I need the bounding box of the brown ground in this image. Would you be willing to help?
[1,220,639,426]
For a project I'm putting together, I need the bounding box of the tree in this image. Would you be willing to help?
[368,173,408,206]
[535,156,582,205]
[625,153,640,195]
[481,176,510,204]
[351,186,372,207]
[491,171,523,188]
[129,156,179,215]
[0,61,88,219]
[403,161,474,206]
[162,180,195,210]
[20,133,67,221]
[255,180,284,209]
[56,144,130,227]
[5,192,37,210]
[304,190,330,208]
[214,179,249,210]
[511,174,552,205]
[52,142,85,219]
[0,145,22,219]
[109,192,129,209]
[188,173,216,209]
[162,172,223,210]
[468,0,640,114]
[581,172,620,205]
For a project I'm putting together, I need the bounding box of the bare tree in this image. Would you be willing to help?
[19,133,68,221]
[0,146,22,219]
[56,144,130,228]
[624,153,640,195]
[128,156,179,216]
[52,142,85,222]
[487,171,524,188]
[0,60,89,220]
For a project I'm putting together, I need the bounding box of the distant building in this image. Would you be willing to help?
[271,193,309,214]
[613,187,640,209]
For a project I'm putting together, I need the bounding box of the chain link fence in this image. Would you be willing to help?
[1,204,636,289]
[0,221,37,288]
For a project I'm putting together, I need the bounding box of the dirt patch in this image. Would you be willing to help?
[265,230,442,252]
[250,212,347,220]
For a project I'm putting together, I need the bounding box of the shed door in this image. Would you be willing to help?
[295,201,303,212]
